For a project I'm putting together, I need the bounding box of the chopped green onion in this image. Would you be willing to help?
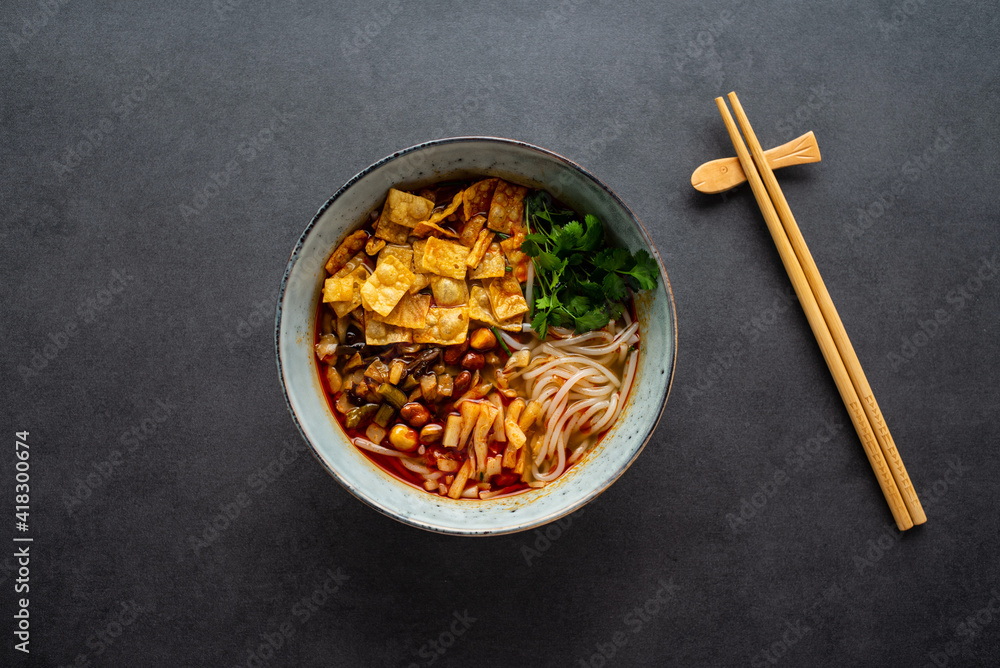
[492,327,511,355]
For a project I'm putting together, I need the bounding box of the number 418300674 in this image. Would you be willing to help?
[15,431,29,527]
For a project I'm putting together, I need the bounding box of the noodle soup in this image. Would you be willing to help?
[315,177,647,500]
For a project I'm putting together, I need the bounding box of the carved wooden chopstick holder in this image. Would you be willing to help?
[691,131,821,194]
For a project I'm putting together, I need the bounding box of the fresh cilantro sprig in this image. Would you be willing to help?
[522,192,659,337]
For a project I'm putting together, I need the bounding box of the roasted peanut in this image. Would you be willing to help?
[419,423,444,444]
[460,352,485,370]
[400,402,431,428]
[389,424,419,452]
[453,370,473,396]
[469,327,497,351]
[443,341,470,365]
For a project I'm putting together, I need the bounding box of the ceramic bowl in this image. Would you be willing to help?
[276,137,677,535]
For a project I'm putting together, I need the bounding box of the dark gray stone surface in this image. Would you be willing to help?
[2,1,999,666]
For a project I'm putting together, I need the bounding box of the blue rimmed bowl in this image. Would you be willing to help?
[276,137,677,535]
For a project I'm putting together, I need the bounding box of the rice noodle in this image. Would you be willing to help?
[399,459,434,476]
[550,369,603,412]
[533,439,566,481]
[511,318,640,482]
[576,399,610,433]
[545,330,613,347]
[608,349,639,427]
[354,438,416,458]
[568,440,591,464]
[499,329,529,351]
[587,394,620,434]
[522,355,621,386]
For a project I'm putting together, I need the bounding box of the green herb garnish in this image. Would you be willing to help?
[522,192,658,338]
[492,327,512,355]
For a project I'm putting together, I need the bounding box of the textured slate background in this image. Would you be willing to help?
[2,1,999,666]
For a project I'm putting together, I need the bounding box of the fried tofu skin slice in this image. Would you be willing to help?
[407,239,434,293]
[374,205,411,244]
[414,306,469,345]
[412,192,463,237]
[325,230,369,274]
[412,239,428,269]
[463,178,498,221]
[421,237,470,280]
[500,233,530,283]
[458,214,487,248]
[385,189,435,227]
[373,189,433,244]
[325,255,370,317]
[365,318,413,345]
[409,272,433,294]
[487,274,529,320]
[487,181,528,234]
[465,229,495,268]
[468,285,522,331]
[379,245,414,272]
[430,276,469,307]
[323,276,355,303]
[468,242,506,280]
[361,255,416,317]
[370,292,432,329]
[407,273,431,294]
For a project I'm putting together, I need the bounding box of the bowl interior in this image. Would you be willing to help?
[276,137,676,535]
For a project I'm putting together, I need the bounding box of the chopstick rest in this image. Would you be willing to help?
[691,131,821,194]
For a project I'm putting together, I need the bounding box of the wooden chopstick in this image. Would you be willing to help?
[727,92,926,527]
[714,95,915,531]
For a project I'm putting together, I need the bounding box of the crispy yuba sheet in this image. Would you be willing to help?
[469,242,506,280]
[430,276,469,307]
[462,178,498,221]
[421,237,470,280]
[414,306,470,345]
[365,317,413,345]
[370,292,432,329]
[468,286,522,331]
[385,189,435,227]
[487,274,529,320]
[361,255,416,317]
[487,180,528,235]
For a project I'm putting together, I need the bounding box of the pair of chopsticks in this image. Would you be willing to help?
[716,93,926,531]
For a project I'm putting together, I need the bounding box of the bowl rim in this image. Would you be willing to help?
[275,135,678,535]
